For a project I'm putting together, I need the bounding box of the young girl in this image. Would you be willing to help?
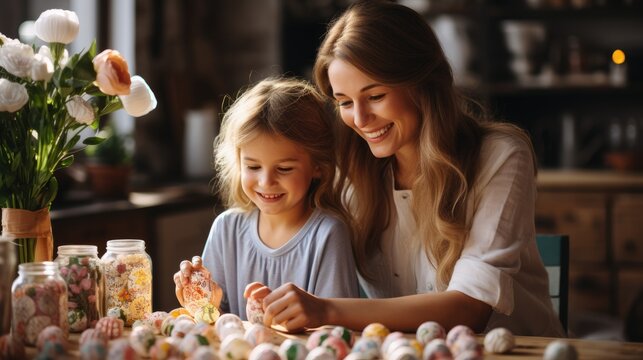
[251,0,565,337]
[174,78,359,319]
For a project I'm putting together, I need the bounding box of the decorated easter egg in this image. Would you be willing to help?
[0,334,26,360]
[196,303,221,324]
[68,308,89,332]
[179,333,210,357]
[191,346,221,360]
[79,338,108,360]
[244,323,275,347]
[543,340,578,360]
[416,321,446,345]
[161,315,177,336]
[220,333,252,360]
[107,338,138,360]
[446,325,474,347]
[330,326,355,347]
[362,322,390,341]
[381,331,405,355]
[36,340,67,359]
[129,324,156,357]
[150,336,181,360]
[95,316,124,339]
[304,346,335,360]
[321,335,350,360]
[343,352,373,360]
[453,349,483,360]
[169,307,191,318]
[450,335,482,359]
[388,345,420,360]
[422,338,452,360]
[386,338,421,359]
[246,296,265,324]
[350,337,380,359]
[249,343,281,360]
[306,329,331,350]
[218,322,246,341]
[190,322,219,344]
[176,313,197,324]
[26,315,53,345]
[146,311,169,334]
[483,327,515,354]
[36,325,68,352]
[79,328,109,347]
[107,307,127,322]
[215,313,244,336]
[172,318,197,338]
[279,338,309,360]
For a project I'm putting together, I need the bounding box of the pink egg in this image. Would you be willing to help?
[446,325,474,347]
[306,329,331,350]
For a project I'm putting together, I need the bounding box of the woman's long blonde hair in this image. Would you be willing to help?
[214,77,351,226]
[314,0,536,288]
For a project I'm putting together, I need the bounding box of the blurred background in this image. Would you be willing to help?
[2,0,642,341]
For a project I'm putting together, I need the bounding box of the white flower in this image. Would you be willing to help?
[0,42,35,78]
[65,95,95,124]
[0,32,19,46]
[0,79,29,113]
[34,9,79,44]
[118,76,157,117]
[38,45,68,67]
[31,53,54,81]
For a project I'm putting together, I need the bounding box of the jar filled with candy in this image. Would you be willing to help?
[101,239,152,325]
[11,261,68,345]
[54,245,103,332]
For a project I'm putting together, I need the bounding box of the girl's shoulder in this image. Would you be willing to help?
[213,207,256,227]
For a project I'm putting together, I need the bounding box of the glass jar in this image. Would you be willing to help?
[54,245,103,332]
[11,261,68,345]
[101,239,152,325]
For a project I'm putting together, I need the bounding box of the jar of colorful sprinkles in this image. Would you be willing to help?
[102,239,152,326]
[11,261,68,345]
[55,245,103,332]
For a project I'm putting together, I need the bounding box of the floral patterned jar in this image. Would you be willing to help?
[54,245,103,332]
[11,261,68,345]
[102,239,152,326]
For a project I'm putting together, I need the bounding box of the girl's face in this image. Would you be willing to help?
[240,132,320,219]
[328,59,421,160]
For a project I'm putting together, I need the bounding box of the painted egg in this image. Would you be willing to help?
[446,325,474,347]
[149,336,181,360]
[543,340,578,360]
[246,296,265,324]
[161,315,177,336]
[350,337,380,359]
[215,313,244,336]
[422,338,452,360]
[344,353,373,360]
[94,316,124,339]
[107,338,138,360]
[279,338,309,360]
[79,338,108,360]
[386,338,420,359]
[304,346,335,360]
[146,311,169,334]
[450,335,482,359]
[381,331,405,355]
[218,322,245,341]
[191,346,221,360]
[330,326,355,347]
[244,323,275,347]
[176,313,197,324]
[306,329,331,350]
[179,333,210,357]
[388,345,419,360]
[26,315,53,345]
[483,327,515,354]
[416,321,446,345]
[196,303,221,324]
[362,322,390,341]
[191,322,219,344]
[68,308,89,332]
[219,333,252,360]
[36,325,68,352]
[248,343,281,360]
[169,307,191,318]
[107,307,126,322]
[129,324,156,357]
[321,335,350,360]
[37,340,67,359]
[79,328,109,347]
[172,318,197,338]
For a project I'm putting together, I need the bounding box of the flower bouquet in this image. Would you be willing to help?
[0,9,157,263]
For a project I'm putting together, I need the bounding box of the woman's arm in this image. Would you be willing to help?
[261,283,491,333]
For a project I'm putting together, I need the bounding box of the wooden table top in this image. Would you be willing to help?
[24,324,643,360]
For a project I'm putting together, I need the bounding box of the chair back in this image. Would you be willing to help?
[536,234,569,333]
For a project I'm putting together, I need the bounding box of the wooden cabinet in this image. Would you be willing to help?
[612,195,643,264]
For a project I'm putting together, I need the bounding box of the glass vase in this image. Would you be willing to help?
[1,208,54,263]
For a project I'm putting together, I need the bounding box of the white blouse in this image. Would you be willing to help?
[357,132,566,337]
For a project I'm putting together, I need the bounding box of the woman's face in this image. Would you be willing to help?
[328,58,420,160]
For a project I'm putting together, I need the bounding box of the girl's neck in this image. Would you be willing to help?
[258,204,314,249]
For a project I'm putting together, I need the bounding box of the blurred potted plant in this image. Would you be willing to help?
[84,124,133,198]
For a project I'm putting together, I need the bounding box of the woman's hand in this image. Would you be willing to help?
[261,283,329,333]
[173,256,223,308]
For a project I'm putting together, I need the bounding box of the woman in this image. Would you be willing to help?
[251,0,565,337]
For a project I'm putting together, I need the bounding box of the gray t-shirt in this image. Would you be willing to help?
[202,207,359,319]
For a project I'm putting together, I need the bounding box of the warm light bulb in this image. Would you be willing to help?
[612,49,626,65]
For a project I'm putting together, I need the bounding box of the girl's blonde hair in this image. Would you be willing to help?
[214,77,351,227]
[314,0,536,288]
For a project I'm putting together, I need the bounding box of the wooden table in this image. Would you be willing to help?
[24,325,643,360]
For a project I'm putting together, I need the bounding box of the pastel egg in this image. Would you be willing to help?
[106,307,126,322]
[172,318,197,338]
[330,326,355,346]
[304,346,335,360]
[279,338,309,360]
[483,327,515,354]
[416,321,446,345]
[169,307,191,318]
[149,337,181,360]
[218,322,245,341]
[246,297,265,324]
[350,337,380,359]
[321,335,350,359]
[306,329,331,350]
[129,324,156,357]
[36,325,68,352]
[244,323,275,347]
[344,353,372,360]
[215,313,244,335]
[191,346,221,360]
[388,345,419,360]
[220,333,252,360]
[79,328,109,347]
[422,338,452,360]
[543,340,578,360]
[249,343,281,360]
[386,338,420,359]
[107,338,138,360]
[79,338,108,360]
[161,316,177,336]
[179,333,211,357]
[68,308,89,332]
[362,322,389,341]
[196,303,221,325]
[381,331,405,355]
[450,335,482,359]
[446,325,474,347]
[146,311,169,334]
[190,322,219,344]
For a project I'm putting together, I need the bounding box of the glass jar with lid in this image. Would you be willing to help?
[11,261,68,345]
[101,239,152,325]
[54,245,103,332]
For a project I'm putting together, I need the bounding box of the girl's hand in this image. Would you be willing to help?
[173,256,223,308]
[261,283,328,333]
[244,282,273,301]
